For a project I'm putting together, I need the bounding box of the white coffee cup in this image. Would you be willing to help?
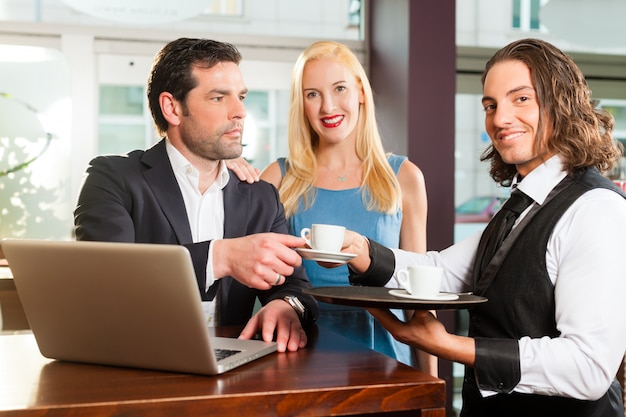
[395,265,444,299]
[300,224,345,253]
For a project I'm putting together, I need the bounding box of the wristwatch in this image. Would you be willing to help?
[283,295,306,320]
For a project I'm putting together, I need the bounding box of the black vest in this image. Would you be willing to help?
[462,168,625,417]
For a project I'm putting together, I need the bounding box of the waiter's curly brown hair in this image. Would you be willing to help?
[480,38,622,186]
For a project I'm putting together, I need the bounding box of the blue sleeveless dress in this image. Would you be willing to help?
[279,154,412,365]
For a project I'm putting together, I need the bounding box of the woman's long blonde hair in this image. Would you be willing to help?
[279,40,401,218]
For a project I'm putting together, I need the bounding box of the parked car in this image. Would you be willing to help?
[455,195,507,223]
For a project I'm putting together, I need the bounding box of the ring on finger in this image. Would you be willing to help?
[274,273,282,286]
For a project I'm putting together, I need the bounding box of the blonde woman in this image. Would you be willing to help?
[229,41,432,373]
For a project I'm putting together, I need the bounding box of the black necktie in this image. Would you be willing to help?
[477,189,533,276]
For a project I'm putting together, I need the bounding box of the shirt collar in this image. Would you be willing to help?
[165,138,189,173]
[164,138,230,190]
[214,161,230,189]
[514,155,567,205]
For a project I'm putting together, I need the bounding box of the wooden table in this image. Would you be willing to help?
[0,326,445,416]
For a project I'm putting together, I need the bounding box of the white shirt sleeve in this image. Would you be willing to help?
[393,188,626,400]
[516,188,626,399]
[391,231,481,294]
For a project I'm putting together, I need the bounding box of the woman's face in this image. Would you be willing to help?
[301,58,364,145]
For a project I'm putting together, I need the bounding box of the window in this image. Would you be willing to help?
[98,85,153,155]
[241,90,290,170]
[512,0,541,30]
[0,46,72,240]
[348,0,362,27]
[599,99,626,180]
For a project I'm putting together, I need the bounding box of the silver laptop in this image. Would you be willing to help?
[1,238,277,375]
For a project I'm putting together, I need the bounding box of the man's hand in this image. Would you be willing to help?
[212,233,307,289]
[367,307,475,366]
[239,299,307,352]
[225,157,260,183]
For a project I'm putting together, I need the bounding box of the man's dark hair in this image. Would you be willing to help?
[147,38,242,136]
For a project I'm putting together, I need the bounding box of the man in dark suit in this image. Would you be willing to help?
[74,38,317,353]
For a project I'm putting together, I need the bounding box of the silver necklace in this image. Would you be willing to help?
[322,164,351,182]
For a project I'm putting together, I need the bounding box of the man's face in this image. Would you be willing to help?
[177,62,248,162]
[482,59,551,177]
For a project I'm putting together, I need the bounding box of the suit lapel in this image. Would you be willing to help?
[222,174,249,239]
[141,140,193,243]
[217,173,251,316]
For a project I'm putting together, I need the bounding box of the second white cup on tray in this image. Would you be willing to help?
[395,265,444,299]
[300,224,345,253]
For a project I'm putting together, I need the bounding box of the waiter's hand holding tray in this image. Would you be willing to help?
[303,286,487,310]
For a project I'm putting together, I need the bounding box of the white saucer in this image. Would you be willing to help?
[388,289,459,301]
[295,248,357,264]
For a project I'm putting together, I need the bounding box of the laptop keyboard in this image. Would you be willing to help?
[214,348,241,361]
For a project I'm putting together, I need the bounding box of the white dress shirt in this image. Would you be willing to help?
[391,155,626,400]
[166,140,228,325]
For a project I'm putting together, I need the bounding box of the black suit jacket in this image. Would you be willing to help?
[74,139,317,327]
